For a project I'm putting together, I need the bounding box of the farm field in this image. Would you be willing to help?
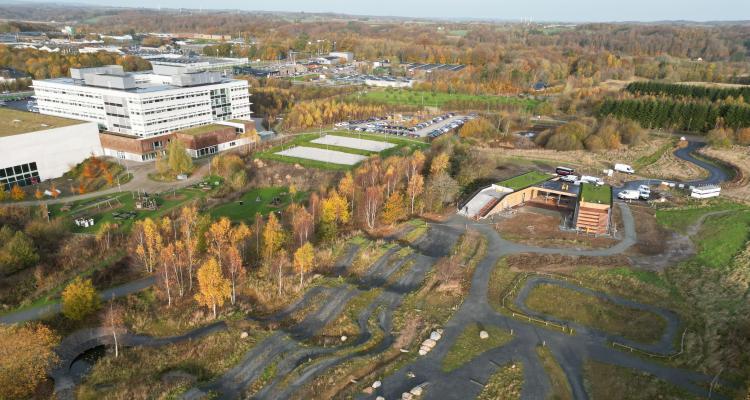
[355,89,542,111]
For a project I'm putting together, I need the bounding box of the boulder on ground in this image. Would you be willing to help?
[240,331,249,339]
[418,348,428,356]
[402,392,414,400]
[479,330,489,339]
[410,386,424,396]
[422,339,436,348]
[376,397,385,400]
[372,380,382,389]
[363,387,374,395]
[436,328,444,335]
[341,335,348,342]
[430,331,441,341]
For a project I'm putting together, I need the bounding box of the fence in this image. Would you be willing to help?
[611,329,687,359]
[499,271,584,335]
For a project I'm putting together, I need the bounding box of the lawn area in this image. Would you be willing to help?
[256,130,428,170]
[583,360,701,400]
[498,170,551,190]
[692,209,750,268]
[524,283,666,343]
[210,187,304,221]
[442,323,513,371]
[476,362,523,400]
[355,89,542,111]
[655,200,746,234]
[580,183,612,204]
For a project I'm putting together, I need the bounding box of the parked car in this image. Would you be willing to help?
[638,185,651,199]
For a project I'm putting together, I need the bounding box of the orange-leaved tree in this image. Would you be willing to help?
[0,323,59,399]
[195,258,231,318]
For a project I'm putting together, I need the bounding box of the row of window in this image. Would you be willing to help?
[0,162,40,190]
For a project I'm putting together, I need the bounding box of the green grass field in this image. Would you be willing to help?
[210,187,307,221]
[692,209,750,268]
[498,171,551,190]
[655,200,746,234]
[354,89,542,111]
[256,131,428,170]
[580,183,612,204]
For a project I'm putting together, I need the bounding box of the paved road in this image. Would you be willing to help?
[0,276,155,325]
[616,141,727,198]
[3,158,210,207]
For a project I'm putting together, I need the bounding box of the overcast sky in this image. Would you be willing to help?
[20,0,750,22]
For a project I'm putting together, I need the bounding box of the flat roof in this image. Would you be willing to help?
[0,108,84,137]
[498,171,551,191]
[175,123,228,136]
[35,74,239,94]
[580,183,612,204]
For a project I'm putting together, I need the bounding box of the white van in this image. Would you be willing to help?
[614,164,635,174]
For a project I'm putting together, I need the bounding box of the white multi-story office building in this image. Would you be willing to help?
[32,64,252,137]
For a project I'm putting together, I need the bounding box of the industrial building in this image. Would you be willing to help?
[459,171,613,234]
[32,64,252,138]
[0,108,102,190]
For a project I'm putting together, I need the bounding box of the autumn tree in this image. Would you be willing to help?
[320,189,350,240]
[430,153,450,176]
[10,184,25,201]
[226,222,250,305]
[134,218,162,273]
[406,174,425,214]
[0,229,39,275]
[62,277,101,320]
[166,139,193,175]
[293,242,314,288]
[338,171,356,215]
[206,217,232,269]
[34,188,43,200]
[290,204,314,247]
[96,221,116,251]
[179,205,200,292]
[406,150,426,182]
[159,243,177,306]
[195,258,231,318]
[262,213,285,264]
[381,191,407,226]
[0,323,59,399]
[363,185,384,230]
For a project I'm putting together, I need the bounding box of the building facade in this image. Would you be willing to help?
[32,65,252,138]
[0,118,102,190]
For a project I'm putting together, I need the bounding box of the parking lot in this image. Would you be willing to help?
[343,113,472,138]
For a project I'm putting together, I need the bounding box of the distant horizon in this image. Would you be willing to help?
[7,0,750,23]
